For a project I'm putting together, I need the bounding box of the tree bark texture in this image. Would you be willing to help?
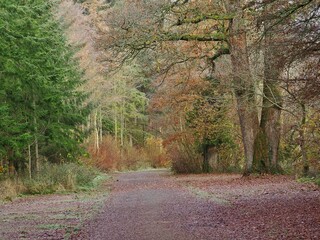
[299,103,309,176]
[253,18,282,173]
[228,8,259,175]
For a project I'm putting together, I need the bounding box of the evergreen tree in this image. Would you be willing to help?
[0,0,88,175]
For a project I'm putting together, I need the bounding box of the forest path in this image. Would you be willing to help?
[72,169,320,240]
[1,170,319,239]
[72,169,200,240]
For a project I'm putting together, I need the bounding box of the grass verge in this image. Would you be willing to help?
[0,163,107,202]
[188,186,230,205]
[297,175,320,186]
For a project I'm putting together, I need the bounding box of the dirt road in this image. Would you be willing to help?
[72,170,320,240]
[72,170,199,240]
[1,169,319,239]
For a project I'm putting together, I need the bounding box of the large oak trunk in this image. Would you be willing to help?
[228,12,259,175]
[253,24,282,173]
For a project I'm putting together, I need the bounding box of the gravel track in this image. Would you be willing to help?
[1,170,319,239]
[71,170,200,240]
[72,170,320,240]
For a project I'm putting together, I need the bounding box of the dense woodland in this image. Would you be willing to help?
[0,0,319,191]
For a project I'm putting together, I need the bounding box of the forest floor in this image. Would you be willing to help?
[0,169,319,240]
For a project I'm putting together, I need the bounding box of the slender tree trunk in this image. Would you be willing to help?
[8,149,15,176]
[120,100,125,147]
[202,143,210,173]
[93,110,99,152]
[228,11,259,175]
[113,78,119,144]
[299,103,309,176]
[28,145,32,179]
[34,125,39,173]
[114,104,118,142]
[99,107,103,145]
[33,98,39,174]
[129,134,133,147]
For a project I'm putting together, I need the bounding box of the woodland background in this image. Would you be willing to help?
[0,0,319,199]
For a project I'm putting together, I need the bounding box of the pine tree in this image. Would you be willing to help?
[0,0,88,176]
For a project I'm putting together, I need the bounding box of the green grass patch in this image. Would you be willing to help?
[297,176,320,186]
[188,186,230,205]
[50,214,77,220]
[77,173,110,192]
[37,224,65,230]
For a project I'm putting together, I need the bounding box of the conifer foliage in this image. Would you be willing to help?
[0,0,87,176]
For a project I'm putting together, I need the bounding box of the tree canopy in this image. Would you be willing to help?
[0,0,88,176]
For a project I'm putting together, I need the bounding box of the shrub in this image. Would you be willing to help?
[169,143,203,174]
[87,135,169,171]
[86,135,121,171]
[144,136,170,168]
[0,179,25,201]
[118,146,143,170]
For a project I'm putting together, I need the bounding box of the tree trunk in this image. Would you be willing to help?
[28,144,32,179]
[256,17,282,173]
[114,104,118,142]
[120,100,125,147]
[99,107,103,145]
[34,124,39,174]
[93,110,99,152]
[202,143,210,173]
[253,128,269,172]
[299,103,309,176]
[33,98,39,174]
[8,149,15,176]
[228,11,259,175]
[129,134,133,147]
[259,83,282,173]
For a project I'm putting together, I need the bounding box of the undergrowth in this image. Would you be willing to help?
[86,135,170,172]
[297,175,320,186]
[0,163,104,201]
